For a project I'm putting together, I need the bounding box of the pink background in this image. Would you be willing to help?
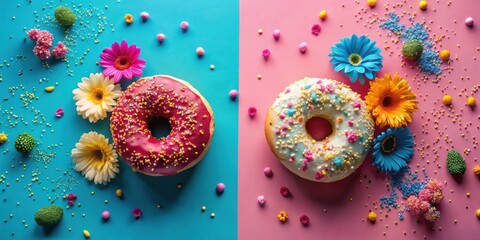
[239,0,480,239]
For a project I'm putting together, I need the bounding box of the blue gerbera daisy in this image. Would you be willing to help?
[372,128,414,173]
[329,34,383,84]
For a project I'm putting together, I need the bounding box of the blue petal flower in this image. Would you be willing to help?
[329,34,383,84]
[372,127,414,173]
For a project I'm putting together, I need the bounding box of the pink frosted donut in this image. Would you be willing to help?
[110,75,214,176]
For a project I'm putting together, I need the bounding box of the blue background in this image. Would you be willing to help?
[0,0,238,239]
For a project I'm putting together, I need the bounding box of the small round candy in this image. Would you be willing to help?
[196,47,205,56]
[140,12,149,19]
[476,209,480,218]
[367,0,377,7]
[419,1,427,10]
[273,29,280,40]
[264,167,273,177]
[439,50,450,61]
[257,195,266,206]
[319,10,327,20]
[473,165,480,175]
[229,89,238,100]
[442,95,452,105]
[101,211,110,220]
[368,211,377,223]
[180,21,189,30]
[465,17,474,27]
[467,96,476,107]
[156,33,165,42]
[216,183,225,193]
[298,42,308,53]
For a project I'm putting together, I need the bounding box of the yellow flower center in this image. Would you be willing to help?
[348,53,362,66]
[89,88,104,104]
[90,149,107,169]
[381,135,397,153]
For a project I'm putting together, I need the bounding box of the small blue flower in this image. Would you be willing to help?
[372,128,414,173]
[329,34,383,84]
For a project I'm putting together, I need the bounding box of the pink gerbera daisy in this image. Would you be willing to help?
[99,40,146,83]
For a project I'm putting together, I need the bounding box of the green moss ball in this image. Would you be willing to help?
[446,150,466,175]
[34,205,63,228]
[14,133,35,153]
[54,6,76,26]
[402,40,423,61]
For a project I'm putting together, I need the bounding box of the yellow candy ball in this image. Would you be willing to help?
[0,132,7,144]
[467,96,476,107]
[368,211,377,222]
[439,50,450,61]
[368,0,377,7]
[473,165,480,175]
[419,1,428,10]
[115,189,123,198]
[442,95,452,105]
[476,209,480,218]
[319,10,328,20]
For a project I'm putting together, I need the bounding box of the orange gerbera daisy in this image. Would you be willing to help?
[365,73,418,128]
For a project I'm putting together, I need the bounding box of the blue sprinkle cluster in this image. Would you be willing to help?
[379,12,442,75]
[379,167,428,220]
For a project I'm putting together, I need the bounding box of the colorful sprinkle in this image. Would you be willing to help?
[439,50,450,61]
[465,17,474,27]
[280,186,291,197]
[264,167,273,177]
[262,49,270,60]
[0,132,7,144]
[367,0,377,7]
[473,165,480,175]
[466,96,476,107]
[257,195,266,206]
[132,208,142,218]
[83,230,91,238]
[277,211,288,222]
[229,89,239,100]
[156,33,165,42]
[216,183,225,193]
[273,29,280,40]
[419,1,428,10]
[311,24,321,36]
[298,42,308,53]
[180,21,189,31]
[44,86,55,92]
[319,10,327,20]
[115,189,123,198]
[299,214,310,226]
[196,47,205,56]
[124,14,133,24]
[55,108,64,118]
[476,209,480,218]
[442,95,452,105]
[368,211,377,223]
[101,211,110,220]
[140,12,149,20]
[248,106,257,117]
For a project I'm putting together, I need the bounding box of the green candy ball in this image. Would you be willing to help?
[446,150,466,175]
[54,6,76,26]
[14,133,35,153]
[402,40,423,61]
[34,205,63,228]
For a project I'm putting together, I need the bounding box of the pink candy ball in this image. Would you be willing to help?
[229,89,238,100]
[101,211,110,220]
[264,167,273,177]
[216,183,225,193]
[465,17,474,27]
[257,195,266,206]
[156,33,165,42]
[299,42,308,53]
[273,29,280,40]
[180,21,189,30]
[196,47,205,56]
[140,12,149,19]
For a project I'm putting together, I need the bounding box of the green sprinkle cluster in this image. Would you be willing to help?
[14,133,35,153]
[446,150,466,175]
[54,6,76,26]
[402,40,423,61]
[34,205,63,228]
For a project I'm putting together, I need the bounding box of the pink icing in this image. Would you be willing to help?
[110,75,214,176]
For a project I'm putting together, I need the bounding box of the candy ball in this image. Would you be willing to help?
[180,21,189,31]
[273,29,280,40]
[298,42,308,53]
[439,50,450,61]
[465,17,474,27]
[419,1,428,10]
[229,89,238,100]
[140,12,149,19]
[319,10,327,20]
[402,40,423,61]
[442,95,452,105]
[196,47,205,56]
[101,211,110,220]
[368,211,377,223]
[156,33,165,42]
[216,183,225,193]
[476,209,480,218]
[467,96,476,107]
[367,0,377,7]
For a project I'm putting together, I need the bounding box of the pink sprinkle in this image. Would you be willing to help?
[348,121,354,126]
[299,214,310,226]
[288,157,294,162]
[216,183,225,193]
[345,131,358,143]
[264,167,273,177]
[101,211,110,220]
[66,193,77,200]
[132,208,142,218]
[465,17,474,27]
[298,42,308,54]
[353,100,361,109]
[156,33,166,42]
[229,89,238,100]
[52,41,68,59]
[140,12,150,20]
[280,186,291,197]
[311,24,321,36]
[68,200,74,206]
[279,113,285,119]
[272,29,280,40]
[196,47,205,56]
[33,44,51,60]
[274,129,280,135]
[262,49,270,60]
[315,171,324,180]
[287,102,293,108]
[55,108,64,118]
[180,21,189,31]
[257,195,266,206]
[248,106,257,117]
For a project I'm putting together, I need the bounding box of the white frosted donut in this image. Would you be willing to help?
[265,77,374,182]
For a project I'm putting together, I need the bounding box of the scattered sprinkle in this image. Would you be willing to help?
[196,47,205,57]
[156,33,165,42]
[216,183,225,194]
[180,21,189,31]
[319,10,327,20]
[277,211,288,222]
[229,89,238,100]
[140,12,149,20]
[83,230,91,238]
[248,106,257,118]
[298,42,308,53]
[280,186,291,197]
[273,29,280,40]
[257,195,266,206]
[101,211,110,220]
[262,49,270,60]
[44,86,55,92]
[465,17,474,27]
[299,214,310,226]
[124,14,133,24]
[263,167,273,177]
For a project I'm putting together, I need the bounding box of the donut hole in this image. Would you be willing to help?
[148,117,172,139]
[306,117,333,141]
